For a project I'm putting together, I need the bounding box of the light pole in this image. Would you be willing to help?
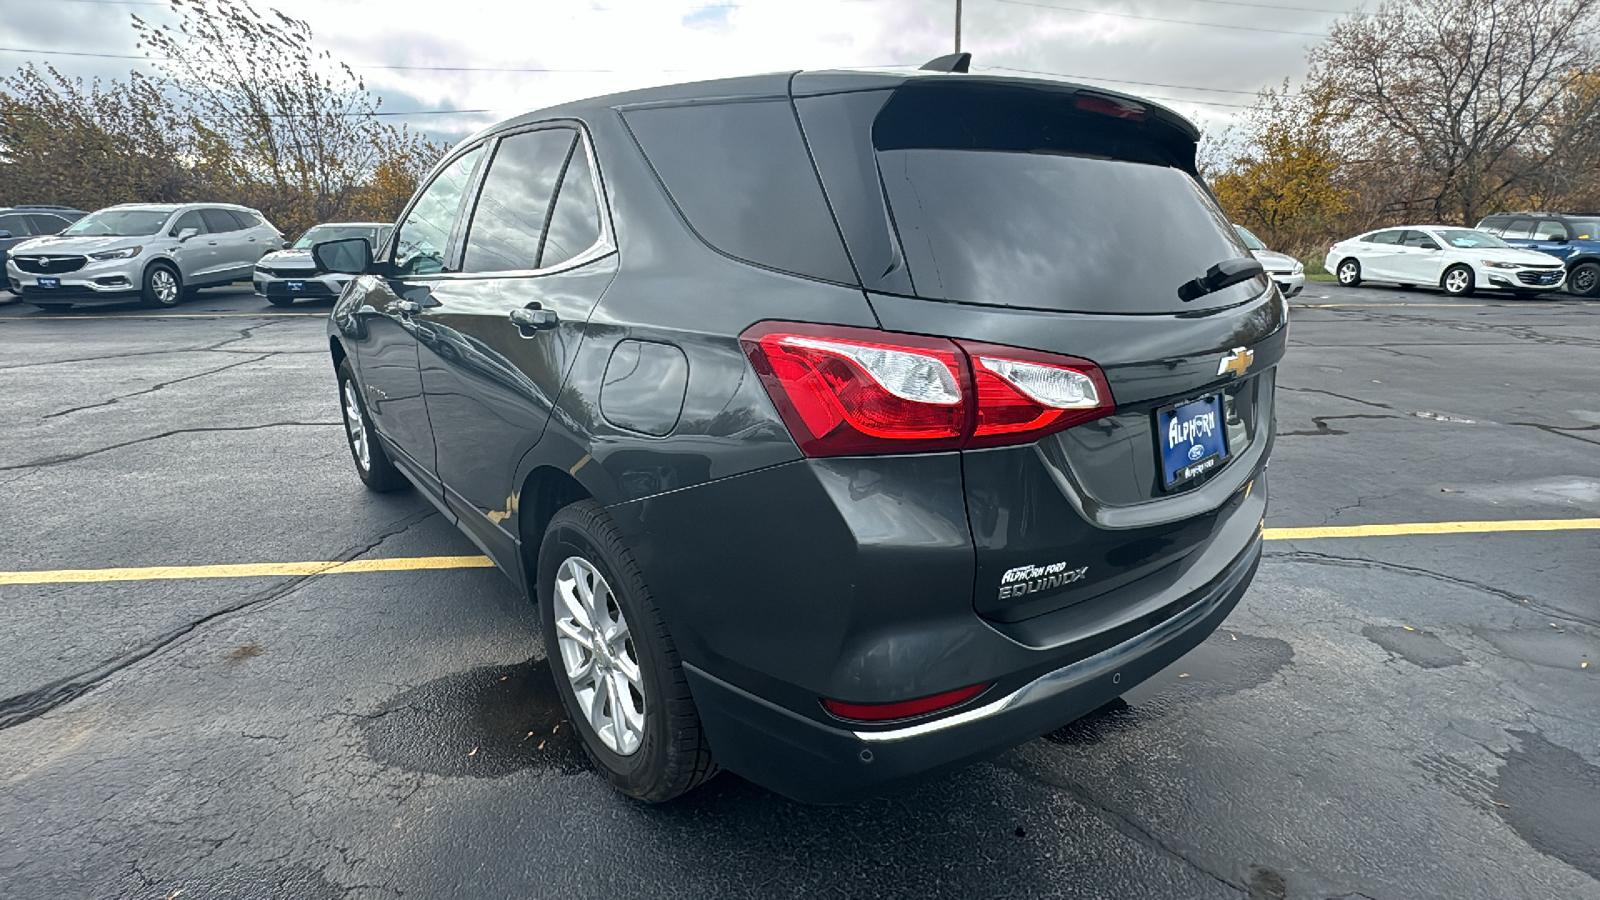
[955,0,963,53]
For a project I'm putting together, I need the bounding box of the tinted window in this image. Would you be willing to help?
[25,214,69,235]
[65,209,171,237]
[540,139,602,268]
[880,150,1255,312]
[201,209,241,232]
[1502,219,1535,239]
[396,146,484,276]
[1532,220,1568,240]
[461,128,574,273]
[623,100,855,284]
[293,224,389,250]
[231,210,261,229]
[1477,216,1509,234]
[1566,220,1600,240]
[0,214,34,236]
[170,211,206,237]
[1365,230,1403,244]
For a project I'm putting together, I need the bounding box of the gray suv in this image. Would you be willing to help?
[6,203,282,309]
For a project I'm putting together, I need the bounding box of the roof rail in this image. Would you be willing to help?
[12,204,79,210]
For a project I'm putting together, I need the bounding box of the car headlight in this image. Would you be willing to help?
[1483,260,1521,269]
[89,246,143,261]
[1292,261,1304,275]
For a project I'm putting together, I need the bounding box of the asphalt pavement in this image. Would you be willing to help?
[0,283,1596,899]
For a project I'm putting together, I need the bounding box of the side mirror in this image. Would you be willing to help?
[1552,236,1569,244]
[313,237,372,275]
[281,240,292,250]
[0,230,12,239]
[176,227,200,242]
[1420,242,1440,251]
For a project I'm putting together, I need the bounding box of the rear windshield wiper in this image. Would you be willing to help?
[1178,257,1264,303]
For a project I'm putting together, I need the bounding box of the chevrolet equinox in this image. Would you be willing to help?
[316,63,1283,803]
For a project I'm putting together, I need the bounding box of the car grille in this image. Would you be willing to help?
[255,265,315,278]
[1517,271,1562,286]
[13,255,86,274]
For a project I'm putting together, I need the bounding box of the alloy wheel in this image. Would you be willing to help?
[1338,261,1358,284]
[1444,268,1471,294]
[151,268,178,305]
[1574,267,1597,294]
[341,380,370,470]
[554,556,646,756]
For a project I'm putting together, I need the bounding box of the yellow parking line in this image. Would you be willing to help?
[0,519,1595,585]
[1263,518,1600,540]
[0,555,495,586]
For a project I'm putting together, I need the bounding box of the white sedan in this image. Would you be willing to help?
[1325,225,1566,297]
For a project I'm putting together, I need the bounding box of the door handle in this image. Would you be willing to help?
[509,305,558,336]
[387,299,421,316]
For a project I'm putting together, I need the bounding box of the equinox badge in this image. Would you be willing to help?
[1217,347,1254,378]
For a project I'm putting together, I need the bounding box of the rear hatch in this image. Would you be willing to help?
[794,74,1284,625]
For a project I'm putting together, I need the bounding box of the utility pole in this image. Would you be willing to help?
[955,0,963,53]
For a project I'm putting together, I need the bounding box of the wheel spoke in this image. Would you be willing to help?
[550,554,647,756]
[611,671,644,732]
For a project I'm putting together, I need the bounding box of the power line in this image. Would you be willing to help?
[1184,0,1350,14]
[992,0,1327,36]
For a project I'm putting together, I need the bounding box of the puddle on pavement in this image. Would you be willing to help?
[1044,630,1293,746]
[1361,625,1467,668]
[361,657,587,778]
[1494,730,1600,880]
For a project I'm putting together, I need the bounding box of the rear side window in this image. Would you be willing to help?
[461,128,575,273]
[540,142,603,268]
[622,100,855,284]
[1502,219,1536,239]
[25,214,69,234]
[1533,220,1568,240]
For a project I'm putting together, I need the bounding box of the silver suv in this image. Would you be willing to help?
[5,203,283,309]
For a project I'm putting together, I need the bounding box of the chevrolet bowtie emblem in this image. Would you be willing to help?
[1217,347,1254,378]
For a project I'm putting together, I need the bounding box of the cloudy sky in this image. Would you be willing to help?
[1,0,1370,145]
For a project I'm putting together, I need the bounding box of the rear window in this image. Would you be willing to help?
[800,79,1260,313]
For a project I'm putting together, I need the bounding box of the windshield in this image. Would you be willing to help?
[1233,225,1268,251]
[879,150,1259,313]
[1437,229,1510,250]
[62,209,171,237]
[293,224,389,250]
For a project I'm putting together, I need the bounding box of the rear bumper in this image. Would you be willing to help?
[686,535,1258,803]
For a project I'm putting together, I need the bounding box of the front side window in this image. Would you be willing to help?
[1400,230,1435,248]
[395,146,485,276]
[460,128,575,273]
[64,209,171,237]
[169,211,207,237]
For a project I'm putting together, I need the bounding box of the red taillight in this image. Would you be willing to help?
[740,322,1115,457]
[821,682,991,723]
[1074,93,1146,121]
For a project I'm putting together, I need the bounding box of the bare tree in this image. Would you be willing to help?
[1310,0,1600,225]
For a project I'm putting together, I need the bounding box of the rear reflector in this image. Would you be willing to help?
[821,682,992,723]
[741,322,1114,456]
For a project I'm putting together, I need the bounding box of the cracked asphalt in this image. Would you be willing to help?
[1,284,1597,899]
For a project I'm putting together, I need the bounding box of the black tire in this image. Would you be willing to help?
[1441,263,1476,296]
[537,499,718,802]
[336,360,409,492]
[1336,258,1361,286]
[1568,261,1600,297]
[267,295,295,307]
[140,262,182,308]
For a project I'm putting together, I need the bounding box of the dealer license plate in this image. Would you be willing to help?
[286,280,305,292]
[37,277,60,288]
[1158,394,1228,488]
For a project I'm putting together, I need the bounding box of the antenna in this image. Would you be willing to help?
[919,52,972,73]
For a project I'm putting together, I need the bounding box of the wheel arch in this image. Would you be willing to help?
[1565,254,1600,270]
[329,335,347,372]
[516,465,594,598]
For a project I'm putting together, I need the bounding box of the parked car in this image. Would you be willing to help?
[0,205,86,298]
[318,64,1282,804]
[1233,225,1304,297]
[5,203,282,310]
[1475,212,1600,297]
[254,222,394,306]
[1325,225,1565,297]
